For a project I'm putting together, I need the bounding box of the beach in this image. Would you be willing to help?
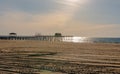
[0,40,120,74]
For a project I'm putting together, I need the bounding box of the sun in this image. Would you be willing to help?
[66,0,88,5]
[66,0,79,3]
[65,0,88,6]
[56,0,88,6]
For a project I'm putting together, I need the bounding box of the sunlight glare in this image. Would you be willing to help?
[66,0,88,5]
[66,0,79,3]
[72,37,86,43]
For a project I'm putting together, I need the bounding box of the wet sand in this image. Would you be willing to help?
[0,40,120,74]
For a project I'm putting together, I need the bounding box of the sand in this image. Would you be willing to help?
[0,40,120,74]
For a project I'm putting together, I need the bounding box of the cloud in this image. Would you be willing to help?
[0,0,120,37]
[75,0,120,25]
[0,0,60,14]
[0,11,72,35]
[62,21,118,37]
[0,11,119,37]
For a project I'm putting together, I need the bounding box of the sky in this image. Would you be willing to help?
[0,0,120,37]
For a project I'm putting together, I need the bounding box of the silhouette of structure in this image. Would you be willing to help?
[55,33,62,37]
[9,33,17,37]
[0,33,73,42]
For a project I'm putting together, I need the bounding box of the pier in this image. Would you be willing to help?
[0,33,73,42]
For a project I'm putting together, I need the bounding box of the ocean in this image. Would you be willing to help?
[63,37,120,43]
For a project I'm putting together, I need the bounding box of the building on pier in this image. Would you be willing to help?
[9,33,17,37]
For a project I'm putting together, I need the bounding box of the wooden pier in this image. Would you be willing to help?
[0,35,73,42]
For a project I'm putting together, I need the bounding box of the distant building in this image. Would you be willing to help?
[55,33,62,37]
[9,33,17,37]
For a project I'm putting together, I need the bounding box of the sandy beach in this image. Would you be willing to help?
[0,40,120,74]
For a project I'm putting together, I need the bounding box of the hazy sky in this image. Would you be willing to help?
[0,0,120,37]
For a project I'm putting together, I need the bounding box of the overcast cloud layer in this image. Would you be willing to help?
[0,0,120,37]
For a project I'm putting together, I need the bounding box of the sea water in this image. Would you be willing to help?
[87,38,120,43]
[63,37,120,43]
